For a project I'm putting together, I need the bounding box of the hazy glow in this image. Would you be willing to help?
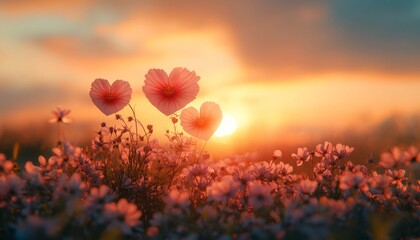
[0,2,419,158]
[215,114,238,137]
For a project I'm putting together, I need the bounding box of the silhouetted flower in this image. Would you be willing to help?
[292,147,312,166]
[49,106,72,123]
[379,147,410,168]
[314,141,333,158]
[333,143,354,159]
[298,179,317,196]
[103,198,142,234]
[248,181,273,208]
[207,176,240,202]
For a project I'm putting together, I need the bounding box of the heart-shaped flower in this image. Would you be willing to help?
[143,68,200,116]
[90,78,132,116]
[180,102,222,141]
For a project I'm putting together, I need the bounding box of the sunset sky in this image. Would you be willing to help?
[1,1,420,160]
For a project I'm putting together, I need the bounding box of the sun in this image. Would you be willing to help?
[215,114,238,137]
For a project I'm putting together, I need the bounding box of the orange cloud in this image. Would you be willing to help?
[31,35,141,70]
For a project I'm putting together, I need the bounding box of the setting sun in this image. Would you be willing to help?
[215,114,238,137]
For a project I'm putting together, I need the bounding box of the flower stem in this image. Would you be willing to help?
[128,104,141,144]
[196,140,208,164]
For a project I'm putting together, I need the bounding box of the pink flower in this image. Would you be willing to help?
[339,171,368,192]
[89,78,132,116]
[298,179,317,195]
[291,147,312,166]
[49,106,72,123]
[248,181,273,209]
[164,189,190,209]
[379,147,410,168]
[314,141,333,158]
[273,150,283,159]
[332,143,354,159]
[180,102,222,141]
[87,185,115,205]
[143,68,200,116]
[0,154,14,175]
[275,161,293,175]
[104,198,142,228]
[207,176,241,202]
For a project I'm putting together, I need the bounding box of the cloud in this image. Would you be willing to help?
[3,1,420,80]
[328,0,420,75]
[0,0,92,16]
[30,35,141,70]
[127,0,420,79]
[0,83,85,115]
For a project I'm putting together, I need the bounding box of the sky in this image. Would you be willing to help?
[1,0,420,161]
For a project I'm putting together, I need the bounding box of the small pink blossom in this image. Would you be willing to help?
[385,169,407,190]
[252,161,275,181]
[164,189,190,209]
[65,173,86,193]
[49,106,72,123]
[298,179,317,196]
[275,161,293,175]
[143,68,200,116]
[314,141,333,158]
[273,150,283,159]
[379,147,410,168]
[23,161,43,185]
[207,176,241,202]
[87,185,115,205]
[339,171,368,192]
[103,198,142,229]
[369,174,392,199]
[248,181,273,209]
[180,102,222,141]
[90,78,132,116]
[333,143,354,159]
[292,147,312,166]
[0,154,14,175]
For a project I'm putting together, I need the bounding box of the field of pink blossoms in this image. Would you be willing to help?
[1,68,419,240]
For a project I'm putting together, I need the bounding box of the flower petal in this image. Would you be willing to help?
[143,68,199,116]
[180,102,222,141]
[90,78,132,116]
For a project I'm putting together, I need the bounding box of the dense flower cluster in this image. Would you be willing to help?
[1,140,419,239]
[0,68,419,239]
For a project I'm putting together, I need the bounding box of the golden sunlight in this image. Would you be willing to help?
[215,114,238,137]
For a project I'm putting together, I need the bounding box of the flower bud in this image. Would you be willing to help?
[171,117,178,124]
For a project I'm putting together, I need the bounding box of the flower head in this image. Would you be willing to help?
[298,179,317,196]
[143,68,200,116]
[339,171,368,192]
[49,106,72,123]
[90,78,132,116]
[273,150,283,159]
[180,102,222,141]
[292,147,312,166]
[379,147,411,168]
[164,189,190,209]
[333,143,354,159]
[207,175,241,202]
[248,181,273,209]
[103,198,142,232]
[314,141,333,158]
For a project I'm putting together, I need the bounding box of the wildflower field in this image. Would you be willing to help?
[0,68,419,240]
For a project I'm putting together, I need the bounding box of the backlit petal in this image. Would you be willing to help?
[143,68,199,116]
